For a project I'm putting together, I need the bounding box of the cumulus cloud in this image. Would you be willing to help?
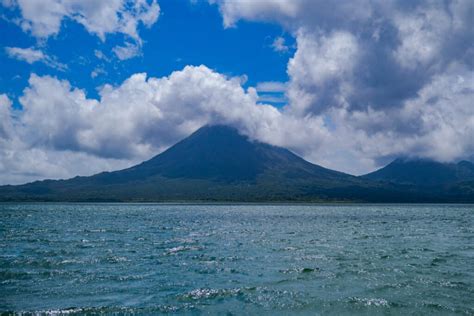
[256,81,287,104]
[255,81,287,93]
[287,30,359,115]
[392,6,450,69]
[2,0,160,59]
[90,67,107,78]
[113,42,142,60]
[94,49,110,61]
[5,47,44,63]
[212,0,372,31]
[213,0,300,28]
[1,0,473,184]
[1,59,473,184]
[1,95,128,185]
[0,66,328,184]
[213,0,473,107]
[361,65,473,161]
[5,46,67,70]
[3,0,160,40]
[14,67,304,160]
[211,0,474,170]
[271,36,288,52]
[0,94,14,139]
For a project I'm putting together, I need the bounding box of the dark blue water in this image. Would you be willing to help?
[1,204,473,315]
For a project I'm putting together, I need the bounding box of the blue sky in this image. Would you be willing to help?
[1,0,292,106]
[0,0,473,184]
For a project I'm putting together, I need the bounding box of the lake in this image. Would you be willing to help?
[1,203,473,315]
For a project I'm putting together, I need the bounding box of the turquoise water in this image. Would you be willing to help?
[1,204,473,315]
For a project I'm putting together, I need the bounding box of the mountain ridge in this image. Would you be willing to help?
[0,125,472,202]
[362,157,474,186]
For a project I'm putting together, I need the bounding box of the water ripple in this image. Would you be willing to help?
[1,203,473,314]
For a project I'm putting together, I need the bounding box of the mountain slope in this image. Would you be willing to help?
[362,158,474,186]
[0,125,364,201]
[0,126,472,202]
[112,124,352,183]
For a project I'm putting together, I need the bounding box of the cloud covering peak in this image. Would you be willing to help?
[0,0,473,184]
[213,0,474,164]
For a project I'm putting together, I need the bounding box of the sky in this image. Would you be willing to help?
[0,0,473,185]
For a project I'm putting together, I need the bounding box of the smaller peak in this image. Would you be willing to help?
[458,160,474,167]
[390,157,414,164]
[391,157,406,164]
[391,157,438,164]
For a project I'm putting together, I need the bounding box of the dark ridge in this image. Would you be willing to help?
[362,158,474,186]
[0,125,472,202]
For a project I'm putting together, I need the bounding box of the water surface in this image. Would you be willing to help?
[1,203,473,315]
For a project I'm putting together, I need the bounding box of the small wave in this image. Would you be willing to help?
[164,245,202,255]
[421,301,458,313]
[16,307,87,315]
[280,267,320,274]
[12,305,182,315]
[349,297,390,307]
[102,255,129,264]
[179,287,243,301]
[59,259,82,265]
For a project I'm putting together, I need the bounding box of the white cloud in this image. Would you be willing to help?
[2,58,473,184]
[210,0,474,173]
[330,64,474,166]
[287,30,359,115]
[0,66,332,184]
[5,46,67,70]
[2,0,160,60]
[212,0,299,28]
[0,92,110,186]
[0,141,134,186]
[113,42,141,60]
[212,0,373,31]
[393,5,451,69]
[1,1,473,184]
[255,81,286,93]
[0,94,14,139]
[271,36,288,52]
[6,0,160,41]
[90,67,107,78]
[94,49,110,62]
[289,31,359,87]
[256,81,287,104]
[257,94,286,104]
[5,46,44,63]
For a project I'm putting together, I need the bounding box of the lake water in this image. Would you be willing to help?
[1,203,473,315]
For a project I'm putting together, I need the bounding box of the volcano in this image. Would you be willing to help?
[0,125,472,202]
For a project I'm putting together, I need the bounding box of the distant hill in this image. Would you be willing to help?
[362,158,474,186]
[0,125,472,202]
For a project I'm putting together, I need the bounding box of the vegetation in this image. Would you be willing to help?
[0,125,473,203]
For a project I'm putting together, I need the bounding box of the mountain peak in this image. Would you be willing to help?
[363,158,474,186]
[178,124,256,152]
[140,124,265,182]
[190,124,243,136]
[1,126,473,202]
[111,124,349,184]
